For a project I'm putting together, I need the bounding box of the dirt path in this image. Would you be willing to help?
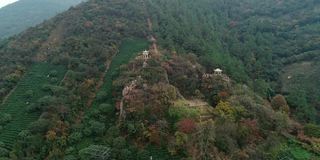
[0,86,17,106]
[147,18,153,32]
[59,70,70,86]
[186,99,214,122]
[187,99,209,107]
[147,17,160,56]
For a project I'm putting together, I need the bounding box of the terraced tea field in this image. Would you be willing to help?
[0,63,66,149]
[95,38,149,106]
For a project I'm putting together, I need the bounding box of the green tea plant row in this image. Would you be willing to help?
[0,63,66,149]
[94,38,149,108]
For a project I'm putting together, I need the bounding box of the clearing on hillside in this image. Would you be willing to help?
[0,63,66,149]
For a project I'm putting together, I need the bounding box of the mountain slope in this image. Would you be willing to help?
[0,0,319,159]
[147,0,320,123]
[0,0,84,39]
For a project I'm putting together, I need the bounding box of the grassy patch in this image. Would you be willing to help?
[276,139,320,160]
[289,144,312,159]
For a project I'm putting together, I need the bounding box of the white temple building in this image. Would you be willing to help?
[142,50,150,60]
[214,68,222,75]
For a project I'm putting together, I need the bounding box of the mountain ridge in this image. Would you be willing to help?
[0,0,84,39]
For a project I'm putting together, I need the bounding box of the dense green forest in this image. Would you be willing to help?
[0,0,319,159]
[148,0,320,123]
[0,0,84,39]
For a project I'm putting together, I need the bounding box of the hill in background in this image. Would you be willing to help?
[0,0,84,39]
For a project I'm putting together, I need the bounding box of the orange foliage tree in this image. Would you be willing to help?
[177,119,197,134]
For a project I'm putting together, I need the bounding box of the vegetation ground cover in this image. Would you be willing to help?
[0,63,66,149]
[77,38,149,149]
[286,139,319,160]
[93,38,149,108]
[0,0,319,159]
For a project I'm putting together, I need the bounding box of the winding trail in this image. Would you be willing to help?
[147,19,160,55]
[144,0,159,56]
[1,86,17,106]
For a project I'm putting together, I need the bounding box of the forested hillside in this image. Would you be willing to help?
[147,0,320,124]
[0,0,84,39]
[0,0,319,159]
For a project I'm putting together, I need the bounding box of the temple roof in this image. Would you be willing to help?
[214,68,222,72]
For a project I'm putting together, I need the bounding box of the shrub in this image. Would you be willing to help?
[169,100,200,121]
[96,92,108,102]
[64,155,77,160]
[112,137,126,149]
[68,132,83,144]
[49,70,58,77]
[25,90,34,98]
[82,127,92,136]
[49,85,68,95]
[29,119,50,134]
[136,150,150,159]
[0,147,9,157]
[119,149,132,160]
[50,77,58,84]
[89,120,105,136]
[214,101,244,121]
[107,126,120,138]
[126,122,137,135]
[0,113,11,125]
[193,120,217,159]
[98,103,114,114]
[175,131,188,147]
[46,130,57,141]
[79,145,111,160]
[214,121,238,153]
[4,73,20,83]
[177,119,197,134]
[37,96,58,106]
[65,147,75,155]
[271,95,290,114]
[304,124,320,138]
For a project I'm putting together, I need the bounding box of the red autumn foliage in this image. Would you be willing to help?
[84,21,93,28]
[218,91,229,100]
[178,119,197,134]
[115,101,121,110]
[229,20,238,27]
[148,125,161,145]
[240,119,262,143]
